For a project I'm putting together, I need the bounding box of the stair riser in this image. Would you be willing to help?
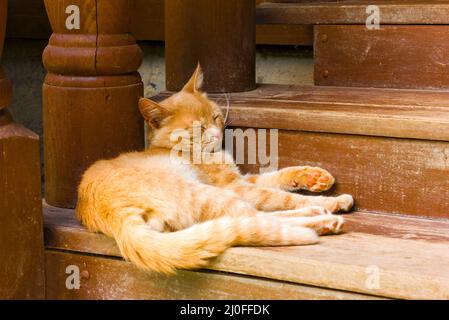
[235,128,449,218]
[315,25,449,89]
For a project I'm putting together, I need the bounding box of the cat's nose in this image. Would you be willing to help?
[208,127,222,140]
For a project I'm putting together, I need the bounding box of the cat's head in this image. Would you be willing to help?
[139,65,225,152]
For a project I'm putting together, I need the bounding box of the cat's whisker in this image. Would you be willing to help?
[77,66,352,276]
[223,93,231,125]
[224,118,237,129]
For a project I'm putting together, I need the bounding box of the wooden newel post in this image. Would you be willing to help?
[0,0,45,299]
[165,0,256,93]
[43,0,144,208]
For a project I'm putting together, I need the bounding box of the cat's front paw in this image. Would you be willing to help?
[280,166,335,192]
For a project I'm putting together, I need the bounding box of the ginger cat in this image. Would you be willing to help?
[76,65,354,274]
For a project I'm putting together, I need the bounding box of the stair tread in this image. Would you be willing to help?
[44,203,449,299]
[257,1,449,25]
[155,84,449,141]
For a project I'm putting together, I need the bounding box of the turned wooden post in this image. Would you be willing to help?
[0,0,45,299]
[43,0,144,208]
[165,0,256,93]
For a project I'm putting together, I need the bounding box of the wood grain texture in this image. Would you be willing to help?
[239,130,449,218]
[46,251,380,300]
[5,0,313,45]
[156,84,449,217]
[43,204,449,299]
[256,24,313,45]
[165,0,256,93]
[344,211,449,243]
[315,25,449,89]
[0,111,45,299]
[257,1,449,25]
[156,84,449,142]
[1,5,44,298]
[43,0,144,208]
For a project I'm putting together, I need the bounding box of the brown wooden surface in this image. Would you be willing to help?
[6,0,52,39]
[46,251,380,300]
[165,0,256,93]
[43,204,449,299]
[156,84,449,218]
[157,84,449,142]
[256,24,313,45]
[0,112,45,299]
[240,130,449,218]
[10,1,449,43]
[0,0,11,110]
[315,25,449,89]
[43,0,144,208]
[0,2,45,299]
[5,0,313,45]
[257,1,449,25]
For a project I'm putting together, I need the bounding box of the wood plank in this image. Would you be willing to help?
[345,212,449,243]
[239,130,449,218]
[46,251,379,300]
[0,112,45,299]
[0,1,44,299]
[44,203,449,245]
[43,204,449,299]
[257,1,449,25]
[257,24,313,46]
[315,25,449,89]
[156,84,449,142]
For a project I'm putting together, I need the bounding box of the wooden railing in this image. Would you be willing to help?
[0,0,44,299]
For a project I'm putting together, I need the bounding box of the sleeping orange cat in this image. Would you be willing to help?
[76,65,354,274]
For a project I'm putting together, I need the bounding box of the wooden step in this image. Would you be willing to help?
[314,25,449,89]
[44,203,449,299]
[155,84,449,218]
[257,1,449,25]
[258,2,449,89]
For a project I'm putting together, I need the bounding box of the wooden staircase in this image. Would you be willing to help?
[43,82,449,299]
[3,0,449,299]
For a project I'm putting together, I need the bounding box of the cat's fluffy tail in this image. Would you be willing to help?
[114,215,318,274]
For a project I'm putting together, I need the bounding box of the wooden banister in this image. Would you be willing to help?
[43,0,145,208]
[0,0,45,299]
[165,0,256,93]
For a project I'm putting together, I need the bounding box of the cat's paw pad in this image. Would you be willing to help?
[282,166,335,192]
[319,216,345,235]
[336,194,354,212]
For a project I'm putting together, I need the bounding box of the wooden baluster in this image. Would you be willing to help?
[0,0,45,299]
[165,0,256,93]
[43,0,144,208]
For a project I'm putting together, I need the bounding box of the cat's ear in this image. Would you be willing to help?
[138,98,171,128]
[182,63,204,93]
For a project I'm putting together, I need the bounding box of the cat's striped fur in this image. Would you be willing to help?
[76,65,354,274]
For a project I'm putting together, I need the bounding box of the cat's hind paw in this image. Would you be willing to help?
[280,166,335,192]
[318,215,345,235]
[336,194,354,212]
